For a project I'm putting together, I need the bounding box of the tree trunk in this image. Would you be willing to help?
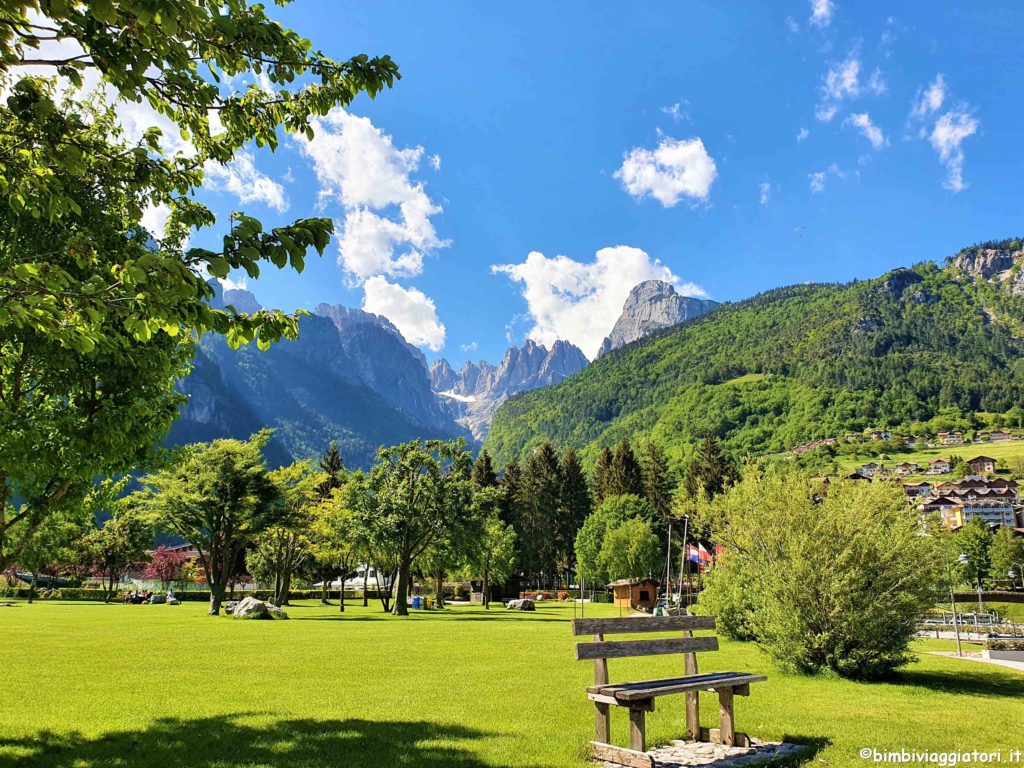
[280,570,292,606]
[339,579,345,612]
[392,560,410,616]
[483,567,490,609]
[435,568,444,609]
[321,567,330,604]
[363,568,369,607]
[28,573,35,604]
[209,551,231,616]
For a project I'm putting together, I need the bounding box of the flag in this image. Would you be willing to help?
[697,543,712,563]
[686,545,701,564]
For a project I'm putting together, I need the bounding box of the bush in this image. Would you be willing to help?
[986,639,1024,650]
[697,465,941,679]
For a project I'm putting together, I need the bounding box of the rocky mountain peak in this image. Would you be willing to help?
[598,280,718,357]
[951,240,1024,294]
[432,339,588,440]
[223,288,263,314]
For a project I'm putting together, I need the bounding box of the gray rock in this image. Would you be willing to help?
[951,245,1024,295]
[506,598,535,611]
[598,280,718,357]
[223,289,263,314]
[231,596,289,620]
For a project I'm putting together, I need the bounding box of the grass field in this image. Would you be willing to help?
[1,600,1022,768]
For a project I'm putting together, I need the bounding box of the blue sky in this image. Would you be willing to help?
[186,1,1024,364]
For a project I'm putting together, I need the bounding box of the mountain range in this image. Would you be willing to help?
[484,238,1024,469]
[168,278,717,464]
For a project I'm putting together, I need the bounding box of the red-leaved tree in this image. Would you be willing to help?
[143,547,188,590]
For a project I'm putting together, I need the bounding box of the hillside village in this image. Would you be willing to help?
[790,428,1024,533]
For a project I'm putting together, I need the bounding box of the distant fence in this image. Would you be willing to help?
[952,591,1024,604]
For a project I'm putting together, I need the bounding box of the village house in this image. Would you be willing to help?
[914,476,1021,531]
[844,433,864,443]
[967,455,997,475]
[902,481,932,498]
[937,431,964,446]
[927,457,952,474]
[893,461,920,475]
[857,462,881,478]
[869,429,892,441]
[977,429,1012,443]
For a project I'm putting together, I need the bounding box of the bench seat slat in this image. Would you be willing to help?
[575,635,718,660]
[590,672,768,702]
[572,616,716,636]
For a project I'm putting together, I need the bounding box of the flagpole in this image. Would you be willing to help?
[677,515,689,611]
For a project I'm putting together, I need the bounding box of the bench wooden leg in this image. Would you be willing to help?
[685,691,700,739]
[629,707,647,752]
[595,700,610,743]
[718,687,735,747]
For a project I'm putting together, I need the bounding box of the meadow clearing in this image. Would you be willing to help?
[1,600,1022,768]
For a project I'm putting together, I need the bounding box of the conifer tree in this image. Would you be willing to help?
[520,442,563,583]
[471,448,498,488]
[316,443,345,498]
[683,434,737,500]
[641,440,675,523]
[558,448,592,569]
[499,459,523,528]
[592,447,615,506]
[610,439,644,498]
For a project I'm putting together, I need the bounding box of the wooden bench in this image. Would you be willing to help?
[572,615,766,768]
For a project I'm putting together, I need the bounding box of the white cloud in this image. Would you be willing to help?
[614,137,717,207]
[785,16,800,34]
[909,75,979,192]
[930,108,979,192]
[846,113,887,149]
[796,127,810,142]
[759,182,773,205]
[218,275,249,291]
[141,203,171,240]
[460,341,479,353]
[430,153,442,171]
[808,171,828,193]
[809,0,834,27]
[867,68,887,96]
[911,74,947,119]
[204,151,289,212]
[361,276,446,350]
[661,101,691,123]
[492,246,707,359]
[295,109,447,284]
[816,55,869,122]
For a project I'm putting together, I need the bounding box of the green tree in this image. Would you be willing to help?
[247,460,323,605]
[558,448,591,571]
[956,519,993,590]
[609,439,644,498]
[683,434,737,501]
[81,508,153,603]
[599,517,660,582]
[13,506,92,603]
[471,448,498,488]
[461,487,516,609]
[307,483,361,612]
[696,465,940,679]
[591,446,615,506]
[316,443,345,499]
[574,494,654,587]
[0,0,398,567]
[138,430,284,615]
[498,459,522,527]
[350,439,473,616]
[519,442,563,583]
[990,526,1024,586]
[641,440,675,524]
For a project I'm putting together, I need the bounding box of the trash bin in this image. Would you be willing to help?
[412,596,421,609]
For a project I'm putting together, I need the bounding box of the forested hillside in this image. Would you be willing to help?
[485,239,1024,468]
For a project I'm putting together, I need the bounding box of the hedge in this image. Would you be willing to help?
[0,587,385,602]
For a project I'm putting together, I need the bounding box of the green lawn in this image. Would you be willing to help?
[1,600,1022,768]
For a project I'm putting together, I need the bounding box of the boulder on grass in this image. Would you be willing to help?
[506,598,535,611]
[231,596,289,620]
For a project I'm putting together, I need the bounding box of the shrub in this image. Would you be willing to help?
[697,464,941,679]
[986,639,1024,651]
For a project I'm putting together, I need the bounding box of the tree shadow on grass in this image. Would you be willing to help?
[292,607,572,623]
[891,667,1024,699]
[0,713,533,768]
[777,736,830,767]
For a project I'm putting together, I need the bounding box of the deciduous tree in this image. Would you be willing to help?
[138,430,284,615]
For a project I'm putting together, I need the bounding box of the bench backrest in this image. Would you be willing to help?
[571,615,718,661]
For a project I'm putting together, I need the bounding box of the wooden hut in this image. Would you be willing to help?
[607,578,659,611]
